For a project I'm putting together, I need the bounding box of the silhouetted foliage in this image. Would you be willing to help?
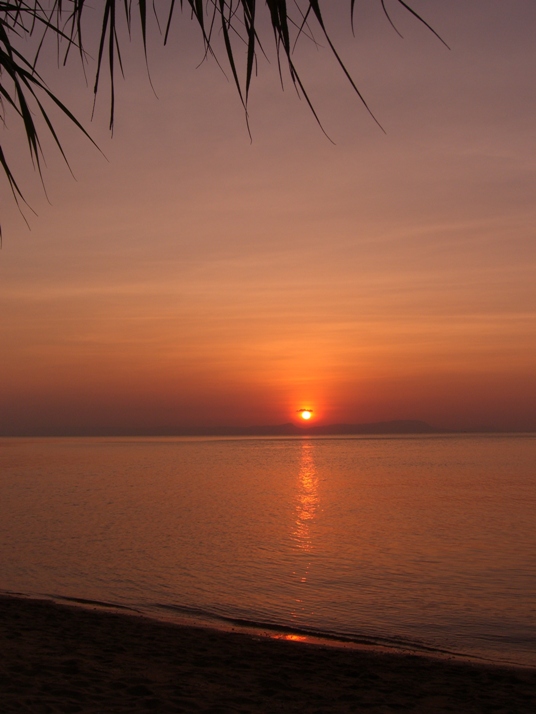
[0,1,445,229]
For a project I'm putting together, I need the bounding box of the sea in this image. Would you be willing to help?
[1,434,535,667]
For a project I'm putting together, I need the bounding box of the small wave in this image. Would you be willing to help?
[45,594,141,613]
[0,589,141,615]
[148,601,479,661]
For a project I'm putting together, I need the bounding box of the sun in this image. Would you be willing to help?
[298,409,313,421]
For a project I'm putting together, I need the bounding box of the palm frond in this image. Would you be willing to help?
[0,1,447,232]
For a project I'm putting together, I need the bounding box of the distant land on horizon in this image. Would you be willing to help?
[147,420,533,437]
[5,420,534,438]
[68,419,524,437]
[170,420,440,437]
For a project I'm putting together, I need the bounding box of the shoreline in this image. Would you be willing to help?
[37,591,535,670]
[10,590,526,668]
[1,594,535,713]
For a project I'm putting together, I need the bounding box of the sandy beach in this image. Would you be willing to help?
[1,594,534,713]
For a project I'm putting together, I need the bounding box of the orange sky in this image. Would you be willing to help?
[1,2,535,435]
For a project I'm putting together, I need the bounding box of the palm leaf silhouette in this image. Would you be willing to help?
[0,1,446,232]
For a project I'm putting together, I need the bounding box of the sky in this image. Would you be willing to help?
[1,1,535,435]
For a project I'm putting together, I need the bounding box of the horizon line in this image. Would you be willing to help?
[2,419,534,438]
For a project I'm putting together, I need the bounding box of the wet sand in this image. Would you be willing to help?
[1,594,534,713]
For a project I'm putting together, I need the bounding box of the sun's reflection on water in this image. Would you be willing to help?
[290,439,320,630]
[289,440,320,623]
[293,440,319,554]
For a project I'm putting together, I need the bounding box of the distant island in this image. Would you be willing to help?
[9,420,532,437]
[168,420,441,437]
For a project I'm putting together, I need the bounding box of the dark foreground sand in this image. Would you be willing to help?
[1,595,534,713]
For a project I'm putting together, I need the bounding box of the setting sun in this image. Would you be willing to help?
[298,409,313,420]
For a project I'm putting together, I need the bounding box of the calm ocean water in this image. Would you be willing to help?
[1,435,535,666]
